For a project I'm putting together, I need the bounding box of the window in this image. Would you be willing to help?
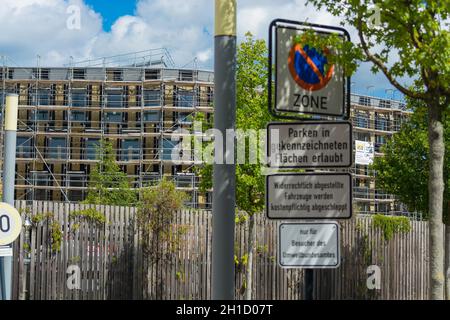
[175,174,194,188]
[375,116,388,131]
[73,69,86,80]
[105,112,122,123]
[67,173,85,188]
[375,135,386,152]
[120,139,140,161]
[72,88,87,107]
[85,138,100,160]
[379,99,391,109]
[358,96,371,106]
[375,202,390,213]
[32,171,50,200]
[145,69,160,80]
[17,136,33,158]
[37,88,51,105]
[179,70,194,81]
[106,88,123,108]
[71,111,87,122]
[143,111,160,122]
[47,137,67,159]
[36,110,51,121]
[356,113,369,128]
[162,139,179,160]
[354,132,370,141]
[107,69,123,81]
[143,89,160,106]
[176,89,195,108]
[174,112,192,124]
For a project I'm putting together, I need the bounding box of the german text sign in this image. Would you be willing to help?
[279,223,340,268]
[266,173,352,219]
[267,121,352,168]
[0,202,22,246]
[275,26,345,116]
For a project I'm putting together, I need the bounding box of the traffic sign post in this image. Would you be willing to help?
[267,121,353,168]
[278,222,340,268]
[0,93,19,300]
[267,19,352,300]
[266,173,352,220]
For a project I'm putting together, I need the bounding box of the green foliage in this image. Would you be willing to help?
[196,32,273,217]
[50,221,63,252]
[371,102,449,220]
[30,212,63,252]
[84,140,137,206]
[70,208,107,227]
[372,214,411,241]
[304,0,449,106]
[31,212,54,224]
[137,178,188,259]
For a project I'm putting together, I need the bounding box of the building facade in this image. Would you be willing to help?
[0,62,416,216]
[349,94,417,217]
[0,65,214,208]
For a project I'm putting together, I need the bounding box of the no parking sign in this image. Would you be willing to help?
[0,203,22,246]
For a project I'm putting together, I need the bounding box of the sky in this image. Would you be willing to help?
[0,0,408,99]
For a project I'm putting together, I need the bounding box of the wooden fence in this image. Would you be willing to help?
[10,201,430,300]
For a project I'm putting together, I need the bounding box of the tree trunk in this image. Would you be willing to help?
[445,201,450,300]
[428,102,445,300]
[245,214,256,300]
[445,223,450,300]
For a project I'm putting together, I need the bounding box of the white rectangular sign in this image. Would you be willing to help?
[355,140,374,165]
[0,245,12,257]
[267,121,352,168]
[266,173,352,219]
[279,223,340,268]
[275,26,345,116]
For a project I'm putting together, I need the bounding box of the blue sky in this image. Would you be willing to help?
[0,0,406,100]
[84,0,138,31]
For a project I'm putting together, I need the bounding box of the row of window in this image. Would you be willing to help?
[16,137,187,161]
[6,88,206,108]
[1,69,199,82]
[353,114,404,131]
[19,110,192,124]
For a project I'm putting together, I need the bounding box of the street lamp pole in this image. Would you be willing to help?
[0,94,18,300]
[212,0,237,300]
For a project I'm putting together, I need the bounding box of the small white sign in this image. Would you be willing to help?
[266,173,352,219]
[275,26,345,116]
[355,140,374,165]
[267,121,352,168]
[279,223,340,268]
[0,202,22,246]
[0,246,13,257]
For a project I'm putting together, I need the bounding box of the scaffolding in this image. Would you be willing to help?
[348,94,420,218]
[0,51,214,208]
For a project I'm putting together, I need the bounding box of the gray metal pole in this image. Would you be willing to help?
[0,93,18,300]
[212,0,236,300]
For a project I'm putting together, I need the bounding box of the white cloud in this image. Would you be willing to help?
[0,0,409,98]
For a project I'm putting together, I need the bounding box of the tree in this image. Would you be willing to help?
[372,101,449,296]
[137,178,187,299]
[84,139,137,206]
[304,0,449,299]
[195,32,272,299]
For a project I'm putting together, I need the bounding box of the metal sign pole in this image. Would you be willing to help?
[0,94,18,300]
[304,269,314,300]
[212,0,237,300]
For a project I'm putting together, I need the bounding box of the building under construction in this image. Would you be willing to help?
[0,50,213,207]
[0,50,416,215]
[349,94,417,217]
